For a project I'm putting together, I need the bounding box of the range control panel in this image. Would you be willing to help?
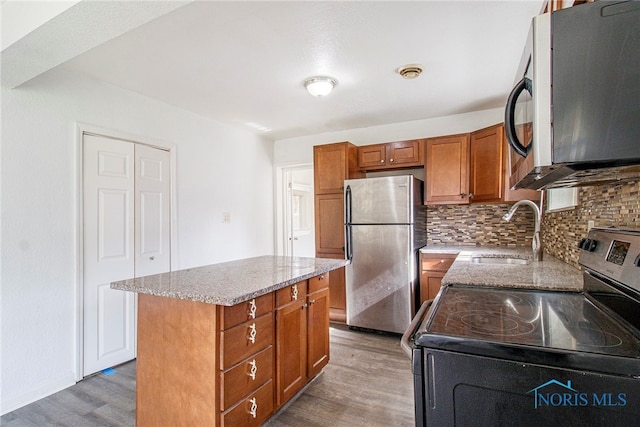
[578,228,640,292]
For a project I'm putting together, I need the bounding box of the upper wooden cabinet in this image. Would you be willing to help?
[358,139,424,171]
[469,124,504,203]
[314,142,360,195]
[425,134,470,205]
[425,124,539,205]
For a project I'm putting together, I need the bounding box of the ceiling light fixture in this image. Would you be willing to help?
[304,76,337,97]
[397,64,423,79]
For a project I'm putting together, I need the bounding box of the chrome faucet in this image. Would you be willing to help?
[502,199,543,262]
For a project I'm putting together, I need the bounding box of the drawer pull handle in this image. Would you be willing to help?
[248,323,257,344]
[292,284,299,300]
[248,299,257,319]
[249,397,258,418]
[248,359,258,380]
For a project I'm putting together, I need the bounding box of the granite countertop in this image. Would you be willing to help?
[420,245,583,291]
[110,255,347,305]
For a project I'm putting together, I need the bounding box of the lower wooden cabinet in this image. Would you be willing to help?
[276,292,308,406]
[419,253,457,305]
[136,273,331,427]
[220,379,274,427]
[307,287,330,378]
[275,279,331,408]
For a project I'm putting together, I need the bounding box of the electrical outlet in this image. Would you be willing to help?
[223,212,231,223]
[587,220,595,231]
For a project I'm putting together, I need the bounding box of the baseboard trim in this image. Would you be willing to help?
[1,372,76,415]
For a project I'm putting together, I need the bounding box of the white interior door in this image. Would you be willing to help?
[83,135,136,376]
[284,167,315,257]
[135,144,171,277]
[83,134,170,376]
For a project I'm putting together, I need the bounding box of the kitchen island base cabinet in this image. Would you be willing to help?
[275,277,331,409]
[137,294,221,427]
[135,273,332,427]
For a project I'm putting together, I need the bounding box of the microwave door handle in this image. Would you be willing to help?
[505,76,533,158]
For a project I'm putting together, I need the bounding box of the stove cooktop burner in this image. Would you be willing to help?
[424,286,640,358]
[459,311,536,336]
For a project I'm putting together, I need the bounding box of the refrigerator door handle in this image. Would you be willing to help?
[346,224,353,262]
[345,185,352,225]
[345,185,353,262]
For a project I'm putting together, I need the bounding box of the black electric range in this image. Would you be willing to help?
[403,228,640,427]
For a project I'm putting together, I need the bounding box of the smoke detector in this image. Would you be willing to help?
[397,64,423,79]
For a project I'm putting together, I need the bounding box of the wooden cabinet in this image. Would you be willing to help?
[425,124,539,205]
[314,142,360,195]
[136,273,331,426]
[275,282,307,407]
[314,193,345,256]
[358,139,424,171]
[313,142,363,322]
[307,274,330,378]
[425,134,470,204]
[275,277,330,408]
[470,125,504,203]
[419,253,457,305]
[218,293,274,426]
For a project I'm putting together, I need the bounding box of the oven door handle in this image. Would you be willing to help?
[401,299,433,359]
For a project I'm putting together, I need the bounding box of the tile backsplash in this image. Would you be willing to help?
[543,180,640,268]
[427,204,535,247]
[425,180,640,269]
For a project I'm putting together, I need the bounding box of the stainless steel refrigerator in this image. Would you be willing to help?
[344,175,426,334]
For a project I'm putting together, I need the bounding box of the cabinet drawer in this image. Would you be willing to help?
[421,254,456,272]
[221,379,273,427]
[308,273,330,293]
[276,281,307,308]
[220,346,273,411]
[219,293,273,330]
[220,313,273,370]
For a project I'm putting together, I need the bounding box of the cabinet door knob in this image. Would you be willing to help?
[460,193,467,198]
[149,256,155,260]
[380,159,385,163]
[248,299,257,319]
[469,193,474,199]
[309,299,316,304]
[248,359,258,380]
[390,158,394,162]
[247,323,257,344]
[248,397,258,418]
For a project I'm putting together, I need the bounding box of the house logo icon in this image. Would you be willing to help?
[527,379,579,409]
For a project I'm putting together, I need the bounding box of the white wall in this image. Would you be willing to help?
[0,68,274,414]
[274,108,504,165]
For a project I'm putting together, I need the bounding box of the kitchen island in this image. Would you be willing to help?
[111,255,346,427]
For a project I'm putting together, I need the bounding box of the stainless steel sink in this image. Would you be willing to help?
[470,255,530,265]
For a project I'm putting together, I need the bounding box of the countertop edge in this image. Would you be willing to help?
[110,256,347,306]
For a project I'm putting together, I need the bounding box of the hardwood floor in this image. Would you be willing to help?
[1,325,415,427]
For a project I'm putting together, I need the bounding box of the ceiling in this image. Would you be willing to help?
[19,1,545,141]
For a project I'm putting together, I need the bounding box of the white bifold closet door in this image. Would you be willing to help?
[82,134,170,376]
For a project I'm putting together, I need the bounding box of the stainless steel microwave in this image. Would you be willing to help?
[505,1,640,190]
